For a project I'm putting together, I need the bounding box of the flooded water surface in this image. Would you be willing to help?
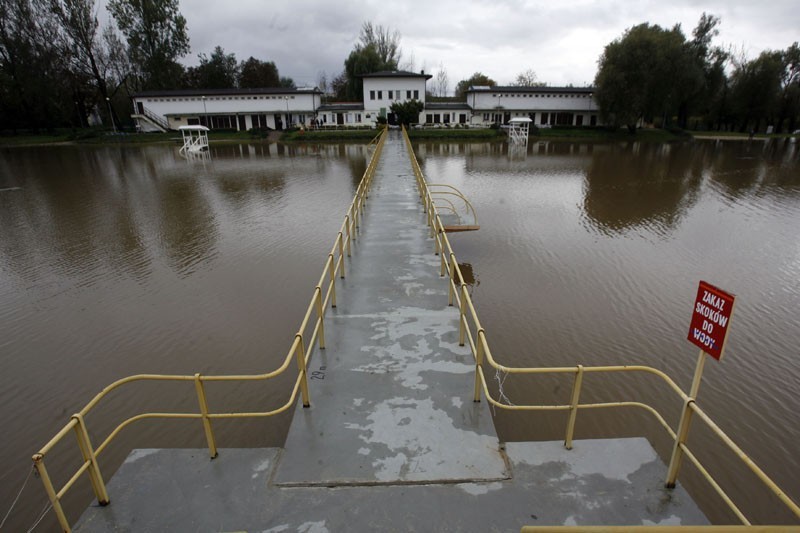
[1,137,798,529]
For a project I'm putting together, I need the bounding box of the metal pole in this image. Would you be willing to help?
[565,365,585,449]
[295,334,310,407]
[201,96,207,127]
[71,414,109,505]
[666,350,707,487]
[194,374,218,459]
[31,455,71,532]
[106,98,116,134]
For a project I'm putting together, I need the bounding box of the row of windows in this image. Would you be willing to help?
[490,93,592,98]
[145,95,297,102]
[369,90,419,101]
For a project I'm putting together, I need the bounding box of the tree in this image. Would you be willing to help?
[390,99,423,125]
[775,42,799,133]
[730,50,784,132]
[432,63,448,97]
[239,56,280,88]
[594,23,698,132]
[359,22,401,68]
[107,0,190,90]
[184,45,237,89]
[0,0,72,131]
[340,21,402,101]
[511,68,544,87]
[454,72,496,100]
[279,76,295,88]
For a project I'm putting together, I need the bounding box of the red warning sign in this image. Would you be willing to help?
[688,281,736,360]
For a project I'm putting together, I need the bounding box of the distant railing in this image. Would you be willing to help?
[139,105,170,131]
[32,128,389,532]
[401,125,800,528]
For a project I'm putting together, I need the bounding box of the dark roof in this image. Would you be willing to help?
[133,87,322,98]
[317,103,365,112]
[466,86,594,94]
[424,102,472,111]
[361,70,433,80]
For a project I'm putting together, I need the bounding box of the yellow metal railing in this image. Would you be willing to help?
[32,128,389,532]
[401,126,800,528]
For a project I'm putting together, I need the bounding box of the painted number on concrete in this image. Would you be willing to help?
[310,366,327,380]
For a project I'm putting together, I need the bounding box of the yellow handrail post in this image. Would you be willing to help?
[459,283,467,346]
[448,254,456,307]
[31,455,71,532]
[71,413,109,506]
[337,233,345,278]
[565,365,585,450]
[315,287,326,349]
[439,232,447,276]
[295,334,311,407]
[666,350,707,487]
[194,374,218,459]
[328,254,338,307]
[474,330,486,402]
[345,215,352,257]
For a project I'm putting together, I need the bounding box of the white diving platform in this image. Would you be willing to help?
[506,117,532,147]
[178,125,210,155]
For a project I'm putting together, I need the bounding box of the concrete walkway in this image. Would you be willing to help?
[274,131,506,486]
[75,133,708,531]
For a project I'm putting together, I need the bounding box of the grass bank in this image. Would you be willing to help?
[280,129,378,142]
[407,128,504,141]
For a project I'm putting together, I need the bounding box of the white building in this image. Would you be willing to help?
[129,74,600,132]
[131,87,323,132]
[466,86,599,127]
[361,70,431,125]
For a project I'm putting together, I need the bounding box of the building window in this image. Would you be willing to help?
[540,113,549,125]
[433,114,441,123]
[356,113,362,122]
[370,90,375,100]
[413,90,419,99]
[483,113,489,121]
[590,115,597,126]
[388,90,393,99]
[406,90,411,98]
[377,90,383,99]
[443,113,450,123]
[426,114,433,123]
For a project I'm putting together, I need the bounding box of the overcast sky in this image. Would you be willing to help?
[107,0,800,92]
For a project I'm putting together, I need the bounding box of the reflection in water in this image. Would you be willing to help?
[457,262,480,297]
[0,141,367,532]
[422,138,800,524]
[582,143,703,235]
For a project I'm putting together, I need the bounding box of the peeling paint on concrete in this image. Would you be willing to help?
[457,481,505,495]
[298,521,329,533]
[124,449,160,464]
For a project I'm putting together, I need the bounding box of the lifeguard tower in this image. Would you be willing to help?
[506,117,532,147]
[178,125,210,155]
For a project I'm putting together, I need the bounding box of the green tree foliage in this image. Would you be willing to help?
[595,22,708,132]
[730,50,784,132]
[107,0,189,90]
[390,99,423,125]
[0,0,73,131]
[339,21,402,101]
[239,57,280,88]
[454,72,496,100]
[280,76,295,89]
[184,45,238,89]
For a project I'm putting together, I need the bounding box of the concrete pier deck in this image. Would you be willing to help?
[75,133,708,531]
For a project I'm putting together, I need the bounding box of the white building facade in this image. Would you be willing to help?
[361,71,431,125]
[131,87,323,132]
[466,86,599,127]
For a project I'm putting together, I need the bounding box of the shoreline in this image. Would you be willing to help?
[1,128,796,148]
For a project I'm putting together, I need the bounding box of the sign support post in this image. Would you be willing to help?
[665,281,736,489]
[665,349,706,487]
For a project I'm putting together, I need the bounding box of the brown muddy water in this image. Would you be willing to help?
[1,137,798,530]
